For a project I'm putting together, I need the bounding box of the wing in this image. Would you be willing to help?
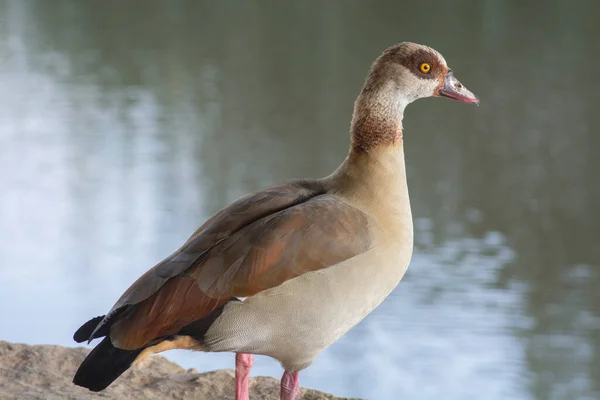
[80,179,325,343]
[112,180,328,311]
[189,195,371,297]
[79,180,372,350]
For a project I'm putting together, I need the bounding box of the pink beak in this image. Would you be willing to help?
[438,70,479,105]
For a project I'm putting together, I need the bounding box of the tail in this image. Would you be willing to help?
[73,336,143,392]
[72,298,237,391]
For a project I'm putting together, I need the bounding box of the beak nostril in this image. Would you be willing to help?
[440,70,478,104]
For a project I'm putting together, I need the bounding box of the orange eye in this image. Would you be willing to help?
[419,63,431,73]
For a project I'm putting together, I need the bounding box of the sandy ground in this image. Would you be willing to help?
[0,340,356,400]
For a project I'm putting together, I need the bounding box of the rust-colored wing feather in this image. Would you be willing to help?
[86,180,325,342]
[190,196,371,297]
[109,276,225,349]
[91,180,372,349]
[111,180,326,311]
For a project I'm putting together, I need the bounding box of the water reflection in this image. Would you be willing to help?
[0,1,598,399]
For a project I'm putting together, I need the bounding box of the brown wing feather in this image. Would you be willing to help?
[85,180,325,343]
[191,196,371,297]
[94,180,371,349]
[109,180,326,313]
[109,195,371,348]
[110,276,225,349]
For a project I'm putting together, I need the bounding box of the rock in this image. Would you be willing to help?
[0,340,357,400]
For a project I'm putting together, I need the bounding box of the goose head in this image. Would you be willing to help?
[350,42,478,152]
[361,42,479,108]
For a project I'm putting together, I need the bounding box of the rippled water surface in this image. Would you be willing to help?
[1,2,599,399]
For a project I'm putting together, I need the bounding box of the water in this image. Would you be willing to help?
[1,1,599,399]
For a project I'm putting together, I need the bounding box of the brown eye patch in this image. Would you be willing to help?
[400,49,445,80]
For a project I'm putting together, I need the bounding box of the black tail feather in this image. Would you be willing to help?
[73,337,143,392]
[73,298,238,391]
[73,315,106,343]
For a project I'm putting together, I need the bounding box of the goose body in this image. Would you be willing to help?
[204,146,414,371]
[72,42,478,400]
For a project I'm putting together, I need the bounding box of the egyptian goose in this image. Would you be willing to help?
[72,42,478,400]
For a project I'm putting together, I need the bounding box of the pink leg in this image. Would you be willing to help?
[280,370,300,400]
[235,353,254,400]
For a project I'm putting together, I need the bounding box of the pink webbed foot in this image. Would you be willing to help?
[235,353,254,400]
[280,370,300,400]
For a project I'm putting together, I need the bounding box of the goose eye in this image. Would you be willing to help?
[419,63,431,73]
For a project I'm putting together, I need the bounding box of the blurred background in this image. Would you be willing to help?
[0,1,598,399]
